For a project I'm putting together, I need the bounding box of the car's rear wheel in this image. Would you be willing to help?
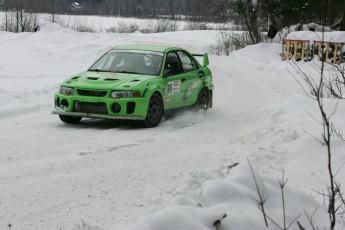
[144,94,163,128]
[59,115,82,124]
[196,88,209,110]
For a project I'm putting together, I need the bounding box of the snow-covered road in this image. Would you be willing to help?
[1,24,344,229]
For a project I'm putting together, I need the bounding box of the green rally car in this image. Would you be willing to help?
[52,45,213,127]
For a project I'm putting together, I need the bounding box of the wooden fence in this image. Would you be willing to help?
[283,39,344,64]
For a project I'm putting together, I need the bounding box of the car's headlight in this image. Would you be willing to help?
[111,91,141,99]
[59,87,74,95]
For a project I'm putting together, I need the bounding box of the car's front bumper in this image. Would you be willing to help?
[53,93,149,120]
[51,110,145,120]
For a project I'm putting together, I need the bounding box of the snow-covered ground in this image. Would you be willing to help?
[0,24,344,230]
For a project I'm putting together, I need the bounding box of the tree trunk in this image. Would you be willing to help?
[52,0,55,23]
[170,0,175,19]
[152,0,157,18]
[244,0,261,44]
[262,0,280,30]
[340,11,345,31]
[16,7,19,33]
[243,11,255,44]
[327,0,334,27]
[5,7,8,31]
[20,2,24,32]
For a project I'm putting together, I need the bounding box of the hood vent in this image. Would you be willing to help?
[72,76,80,80]
[131,79,140,82]
[87,77,99,80]
[104,78,118,81]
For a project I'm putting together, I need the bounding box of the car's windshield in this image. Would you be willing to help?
[89,50,163,76]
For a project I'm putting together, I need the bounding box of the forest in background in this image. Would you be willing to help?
[0,0,344,44]
[0,0,343,25]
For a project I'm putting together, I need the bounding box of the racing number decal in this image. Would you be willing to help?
[168,80,180,95]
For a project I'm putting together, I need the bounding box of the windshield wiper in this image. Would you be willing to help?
[117,70,141,74]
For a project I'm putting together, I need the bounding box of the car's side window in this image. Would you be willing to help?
[164,52,182,76]
[177,51,197,73]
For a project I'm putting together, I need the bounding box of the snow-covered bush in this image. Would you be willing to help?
[209,31,252,56]
[323,65,345,99]
[56,16,97,33]
[70,23,96,33]
[153,19,178,33]
[183,21,208,31]
[106,21,140,33]
[0,11,38,32]
[106,19,178,33]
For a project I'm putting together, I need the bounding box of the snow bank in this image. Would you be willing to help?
[273,23,331,43]
[286,31,345,43]
[270,94,345,189]
[121,165,329,230]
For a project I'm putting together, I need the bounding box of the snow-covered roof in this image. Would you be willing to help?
[286,31,345,43]
[71,2,81,9]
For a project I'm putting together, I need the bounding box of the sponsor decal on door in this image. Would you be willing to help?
[168,80,180,95]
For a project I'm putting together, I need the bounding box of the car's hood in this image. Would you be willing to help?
[63,71,157,90]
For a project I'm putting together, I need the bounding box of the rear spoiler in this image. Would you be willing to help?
[192,53,209,67]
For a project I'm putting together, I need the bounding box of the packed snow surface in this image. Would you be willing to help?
[0,23,344,230]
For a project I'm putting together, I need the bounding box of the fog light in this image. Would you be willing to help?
[127,102,135,114]
[56,97,60,107]
[61,99,69,110]
[112,102,121,113]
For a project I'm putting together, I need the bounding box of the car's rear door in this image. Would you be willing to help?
[176,50,203,106]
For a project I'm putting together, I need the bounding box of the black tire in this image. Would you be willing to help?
[144,94,163,128]
[59,115,82,124]
[196,88,209,110]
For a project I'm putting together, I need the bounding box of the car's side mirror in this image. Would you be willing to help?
[203,53,209,67]
[163,68,172,77]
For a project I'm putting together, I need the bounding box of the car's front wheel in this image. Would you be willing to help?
[59,115,82,124]
[144,94,163,128]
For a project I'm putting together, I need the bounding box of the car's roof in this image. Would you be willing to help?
[112,45,183,53]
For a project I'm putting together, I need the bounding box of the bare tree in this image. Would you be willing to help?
[5,6,8,31]
[248,159,269,227]
[151,0,157,17]
[295,38,345,230]
[340,1,345,30]
[169,0,175,19]
[235,0,261,44]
